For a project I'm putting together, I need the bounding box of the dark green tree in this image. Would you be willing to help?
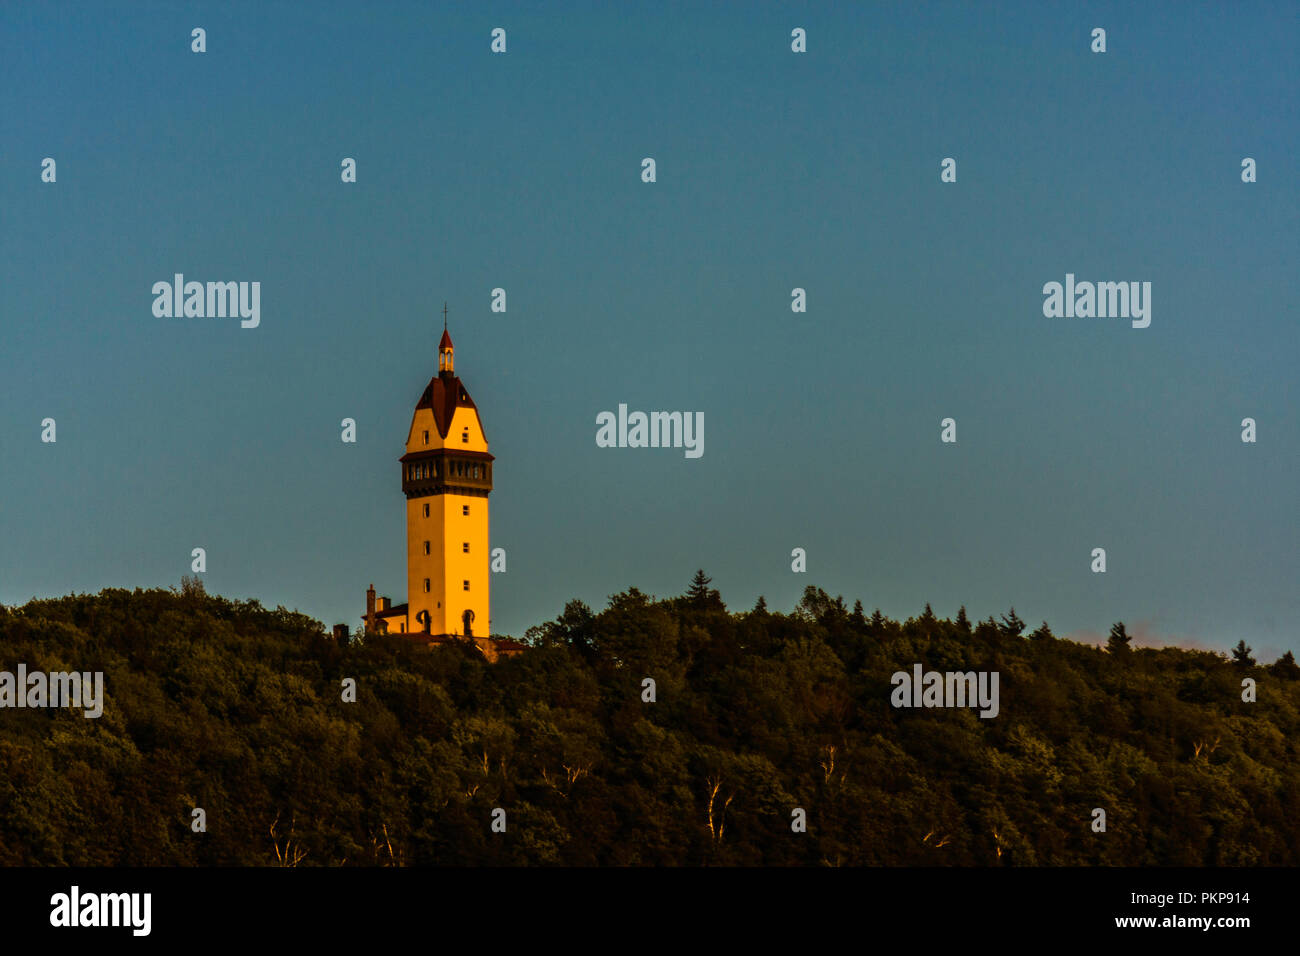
[686,570,723,610]
[850,599,867,630]
[1107,622,1132,654]
[1270,650,1300,679]
[999,608,1026,638]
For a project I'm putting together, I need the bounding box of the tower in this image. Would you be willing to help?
[398,317,493,637]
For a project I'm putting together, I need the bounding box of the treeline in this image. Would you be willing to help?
[0,574,1296,866]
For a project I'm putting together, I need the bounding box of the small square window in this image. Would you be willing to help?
[463,580,470,591]
[462,542,469,553]
[462,505,469,516]
[462,428,469,443]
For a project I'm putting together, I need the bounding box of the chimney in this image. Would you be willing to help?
[365,584,376,632]
[378,596,390,612]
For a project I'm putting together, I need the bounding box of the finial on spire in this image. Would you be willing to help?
[439,305,454,372]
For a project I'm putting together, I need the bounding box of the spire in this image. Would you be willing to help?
[438,303,454,373]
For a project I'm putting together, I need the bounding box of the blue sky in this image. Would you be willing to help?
[1,1,1296,657]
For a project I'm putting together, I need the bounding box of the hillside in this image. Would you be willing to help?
[1,576,1296,866]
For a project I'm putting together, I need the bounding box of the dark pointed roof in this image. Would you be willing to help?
[415,372,478,439]
[439,328,453,350]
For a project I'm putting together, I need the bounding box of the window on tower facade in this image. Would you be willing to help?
[463,505,469,516]
[423,430,429,445]
[463,580,470,591]
[462,428,469,443]
[423,578,431,593]
[423,503,430,518]
[462,542,469,553]
[424,541,430,556]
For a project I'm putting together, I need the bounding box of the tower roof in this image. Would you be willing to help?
[415,372,478,439]
[439,328,453,350]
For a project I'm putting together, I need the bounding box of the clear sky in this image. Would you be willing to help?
[1,1,1295,658]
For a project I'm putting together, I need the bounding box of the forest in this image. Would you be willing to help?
[0,572,1296,866]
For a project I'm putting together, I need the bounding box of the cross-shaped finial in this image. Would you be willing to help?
[443,301,448,330]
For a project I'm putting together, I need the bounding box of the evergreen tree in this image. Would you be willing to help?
[1231,640,1256,667]
[685,569,722,610]
[1029,621,1054,641]
[956,605,971,634]
[688,569,712,601]
[1270,650,1300,680]
[1107,622,1132,654]
[850,599,867,630]
[999,608,1026,638]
